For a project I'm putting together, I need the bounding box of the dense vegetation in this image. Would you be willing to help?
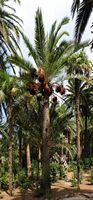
[0,0,93,199]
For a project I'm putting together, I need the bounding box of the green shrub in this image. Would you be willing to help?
[17,169,30,190]
[59,165,66,180]
[0,171,9,190]
[68,161,76,172]
[50,163,59,181]
[71,166,83,187]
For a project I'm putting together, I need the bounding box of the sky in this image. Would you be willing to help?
[13,0,93,60]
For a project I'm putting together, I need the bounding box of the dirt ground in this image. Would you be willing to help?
[1,171,93,200]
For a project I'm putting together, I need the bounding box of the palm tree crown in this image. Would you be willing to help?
[10,8,74,83]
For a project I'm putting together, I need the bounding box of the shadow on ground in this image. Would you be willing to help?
[10,186,93,200]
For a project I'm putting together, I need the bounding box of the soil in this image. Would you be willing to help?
[1,171,93,200]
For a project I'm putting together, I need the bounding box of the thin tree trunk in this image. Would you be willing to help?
[37,145,41,178]
[75,78,81,190]
[7,96,13,196]
[41,96,51,195]
[26,143,31,177]
[19,134,22,168]
[84,112,88,158]
[67,131,70,161]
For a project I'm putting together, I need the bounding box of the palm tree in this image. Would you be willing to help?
[71,0,93,43]
[80,84,93,158]
[9,8,75,195]
[65,50,91,189]
[50,103,76,159]
[0,0,22,54]
[0,71,20,195]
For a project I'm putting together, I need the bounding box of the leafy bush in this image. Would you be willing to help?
[68,161,77,172]
[71,166,83,187]
[84,158,91,169]
[59,165,66,180]
[17,170,30,190]
[50,163,59,181]
[0,171,9,190]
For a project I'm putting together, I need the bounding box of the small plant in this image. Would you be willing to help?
[68,161,76,172]
[71,174,77,187]
[18,170,30,189]
[17,170,31,200]
[0,172,9,190]
[50,163,59,181]
[71,166,83,187]
[84,158,91,169]
[59,165,66,180]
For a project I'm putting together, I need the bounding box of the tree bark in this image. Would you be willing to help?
[75,78,81,190]
[84,111,88,158]
[26,143,31,177]
[7,96,13,196]
[37,145,41,178]
[19,134,22,168]
[41,96,51,195]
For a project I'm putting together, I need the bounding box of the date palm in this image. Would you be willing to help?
[9,8,75,195]
[71,0,93,43]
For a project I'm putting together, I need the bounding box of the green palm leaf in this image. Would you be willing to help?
[9,54,33,71]
[35,8,46,63]
[48,17,69,52]
[71,0,80,17]
[75,0,92,43]
[20,31,39,65]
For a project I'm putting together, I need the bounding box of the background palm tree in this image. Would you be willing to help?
[0,0,22,54]
[71,0,93,43]
[65,50,91,189]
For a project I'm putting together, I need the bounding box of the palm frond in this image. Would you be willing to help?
[54,31,69,47]
[0,90,5,102]
[48,17,69,52]
[20,31,39,65]
[48,21,57,51]
[74,40,89,51]
[45,43,74,79]
[35,8,46,63]
[9,54,33,71]
[8,33,22,55]
[55,17,69,34]
[14,0,21,4]
[71,0,80,18]
[75,0,92,43]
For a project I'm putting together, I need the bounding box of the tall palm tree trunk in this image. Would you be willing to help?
[26,143,31,177]
[7,96,13,196]
[41,96,51,195]
[75,78,81,190]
